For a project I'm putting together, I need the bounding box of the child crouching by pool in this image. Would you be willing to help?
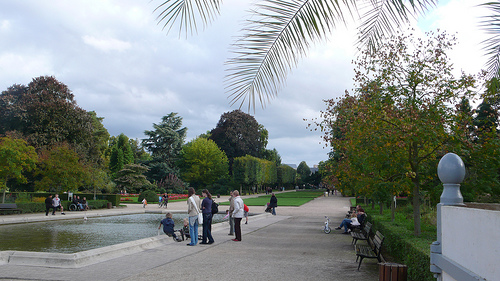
[159,213,181,242]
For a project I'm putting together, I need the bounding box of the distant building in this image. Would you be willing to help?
[284,163,319,175]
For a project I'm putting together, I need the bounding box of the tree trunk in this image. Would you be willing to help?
[379,201,383,215]
[412,181,421,236]
[371,199,375,210]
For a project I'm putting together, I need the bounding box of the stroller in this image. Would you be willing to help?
[265,203,272,213]
[181,224,202,241]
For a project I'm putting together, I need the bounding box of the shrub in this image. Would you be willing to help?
[32,197,46,203]
[138,190,158,203]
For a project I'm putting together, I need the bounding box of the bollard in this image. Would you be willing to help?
[379,263,407,281]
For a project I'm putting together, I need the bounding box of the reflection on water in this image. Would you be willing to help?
[0,213,225,253]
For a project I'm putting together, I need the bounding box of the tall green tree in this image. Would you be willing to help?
[0,136,38,202]
[142,113,187,183]
[262,148,282,167]
[297,161,311,183]
[113,164,154,194]
[277,164,296,187]
[209,110,265,162]
[109,133,134,177]
[178,137,229,189]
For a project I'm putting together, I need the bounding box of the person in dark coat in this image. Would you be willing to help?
[45,195,53,216]
[269,193,278,215]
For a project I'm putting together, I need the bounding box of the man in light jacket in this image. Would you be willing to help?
[187,187,201,246]
[228,191,235,235]
[231,190,244,241]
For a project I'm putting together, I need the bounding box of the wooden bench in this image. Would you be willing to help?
[351,221,372,245]
[0,203,22,215]
[355,230,385,270]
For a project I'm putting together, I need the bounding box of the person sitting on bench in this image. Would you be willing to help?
[336,206,365,234]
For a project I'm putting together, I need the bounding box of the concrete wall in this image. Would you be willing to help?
[441,206,499,281]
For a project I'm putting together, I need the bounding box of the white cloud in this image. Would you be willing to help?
[0,19,10,30]
[0,53,53,86]
[82,35,131,52]
[0,0,490,168]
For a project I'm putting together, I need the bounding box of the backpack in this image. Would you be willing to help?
[211,199,219,214]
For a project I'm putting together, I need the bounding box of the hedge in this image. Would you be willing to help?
[367,213,435,281]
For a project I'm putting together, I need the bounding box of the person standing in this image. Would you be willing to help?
[269,193,278,215]
[45,195,53,216]
[228,191,235,236]
[200,189,215,244]
[186,187,201,246]
[162,193,168,208]
[52,194,65,215]
[232,190,244,242]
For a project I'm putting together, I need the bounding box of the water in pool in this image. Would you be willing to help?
[0,213,225,253]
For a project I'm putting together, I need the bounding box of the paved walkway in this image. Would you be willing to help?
[0,193,379,280]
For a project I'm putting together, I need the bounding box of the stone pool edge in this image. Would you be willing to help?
[0,213,271,268]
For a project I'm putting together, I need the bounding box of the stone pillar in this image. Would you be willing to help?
[431,153,466,280]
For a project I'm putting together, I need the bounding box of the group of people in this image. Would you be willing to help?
[72,195,89,211]
[158,193,168,208]
[335,205,366,234]
[159,189,280,244]
[44,194,65,216]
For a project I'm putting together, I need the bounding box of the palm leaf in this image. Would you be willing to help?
[480,2,500,79]
[154,0,222,36]
[356,0,436,54]
[225,0,434,111]
[225,0,357,111]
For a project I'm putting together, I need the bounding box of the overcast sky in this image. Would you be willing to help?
[0,0,490,167]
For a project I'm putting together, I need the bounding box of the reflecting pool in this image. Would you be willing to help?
[0,213,225,253]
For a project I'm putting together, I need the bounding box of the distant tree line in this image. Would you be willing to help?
[0,76,321,197]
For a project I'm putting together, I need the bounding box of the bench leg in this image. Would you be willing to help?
[357,257,364,271]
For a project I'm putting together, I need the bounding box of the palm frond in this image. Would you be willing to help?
[154,0,222,36]
[225,0,357,111]
[357,0,436,54]
[480,2,500,79]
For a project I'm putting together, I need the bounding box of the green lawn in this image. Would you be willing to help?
[219,191,324,207]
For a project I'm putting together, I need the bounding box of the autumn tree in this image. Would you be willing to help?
[320,31,479,235]
[178,137,229,189]
[0,76,108,164]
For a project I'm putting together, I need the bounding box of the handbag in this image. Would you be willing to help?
[189,196,203,224]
